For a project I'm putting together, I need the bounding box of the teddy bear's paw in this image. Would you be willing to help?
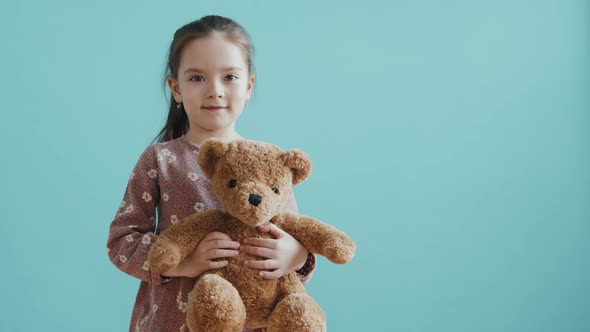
[147,242,182,273]
[187,274,246,332]
[267,293,326,332]
[324,233,356,264]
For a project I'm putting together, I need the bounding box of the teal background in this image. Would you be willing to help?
[1,1,589,331]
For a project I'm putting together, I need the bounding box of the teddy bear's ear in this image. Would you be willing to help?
[279,149,312,185]
[198,139,229,178]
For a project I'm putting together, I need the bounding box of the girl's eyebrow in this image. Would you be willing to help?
[184,66,243,74]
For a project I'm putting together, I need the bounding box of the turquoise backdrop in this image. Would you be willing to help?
[1,1,589,331]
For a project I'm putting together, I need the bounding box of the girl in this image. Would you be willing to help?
[107,15,315,332]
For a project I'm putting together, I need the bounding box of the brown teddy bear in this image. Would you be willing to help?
[147,139,356,332]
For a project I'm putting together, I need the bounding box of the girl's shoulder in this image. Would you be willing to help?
[135,136,198,166]
[150,135,198,154]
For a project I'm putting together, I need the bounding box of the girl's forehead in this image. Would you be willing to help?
[180,36,248,73]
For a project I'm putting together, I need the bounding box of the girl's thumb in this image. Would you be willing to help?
[258,223,284,239]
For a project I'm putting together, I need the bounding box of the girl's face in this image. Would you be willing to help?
[168,33,255,133]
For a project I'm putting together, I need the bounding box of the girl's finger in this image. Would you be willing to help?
[204,260,229,270]
[258,270,281,280]
[259,223,285,239]
[203,232,232,241]
[256,223,271,233]
[239,245,276,259]
[204,239,241,250]
[205,249,240,260]
[244,259,279,270]
[242,237,277,249]
[268,224,285,239]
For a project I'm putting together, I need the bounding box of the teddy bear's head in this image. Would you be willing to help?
[197,139,312,227]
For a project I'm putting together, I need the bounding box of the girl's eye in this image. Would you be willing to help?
[271,187,279,194]
[190,76,205,82]
[228,179,237,188]
[225,75,238,81]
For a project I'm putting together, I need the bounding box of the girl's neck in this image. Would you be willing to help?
[183,126,243,146]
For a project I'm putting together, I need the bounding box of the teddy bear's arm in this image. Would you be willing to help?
[147,209,225,273]
[272,212,356,264]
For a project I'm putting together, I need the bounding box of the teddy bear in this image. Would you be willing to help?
[147,138,356,332]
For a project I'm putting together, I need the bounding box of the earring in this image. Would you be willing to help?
[177,102,182,109]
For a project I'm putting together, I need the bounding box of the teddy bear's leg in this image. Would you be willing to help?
[186,274,246,332]
[267,293,326,332]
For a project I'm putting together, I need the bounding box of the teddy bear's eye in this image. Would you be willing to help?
[271,187,279,194]
[228,180,237,188]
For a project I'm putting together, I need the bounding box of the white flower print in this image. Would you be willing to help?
[125,234,134,242]
[180,324,187,332]
[171,215,179,224]
[194,202,205,212]
[152,303,158,313]
[142,192,152,202]
[142,261,150,271]
[119,255,128,263]
[157,148,177,164]
[147,169,158,179]
[125,205,134,214]
[188,172,198,181]
[177,291,188,314]
[127,225,138,229]
[120,200,126,209]
[192,149,198,155]
[163,193,169,201]
[140,315,149,326]
[130,172,135,180]
[157,149,169,161]
[142,234,151,245]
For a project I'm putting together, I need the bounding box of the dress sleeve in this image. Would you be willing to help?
[284,191,316,285]
[106,145,167,285]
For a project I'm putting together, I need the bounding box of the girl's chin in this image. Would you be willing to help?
[193,121,234,132]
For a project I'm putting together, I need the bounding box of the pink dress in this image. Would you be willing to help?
[107,135,315,332]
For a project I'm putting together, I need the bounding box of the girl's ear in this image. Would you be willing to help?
[167,76,181,102]
[198,139,229,178]
[245,74,255,100]
[279,149,312,186]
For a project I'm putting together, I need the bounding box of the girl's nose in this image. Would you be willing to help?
[207,82,224,99]
[208,92,223,98]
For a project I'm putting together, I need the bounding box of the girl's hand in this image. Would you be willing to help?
[162,232,240,278]
[240,224,308,280]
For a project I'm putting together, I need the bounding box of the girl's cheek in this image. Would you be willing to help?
[228,83,249,96]
[190,87,205,97]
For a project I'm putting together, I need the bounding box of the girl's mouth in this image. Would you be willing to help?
[202,106,228,111]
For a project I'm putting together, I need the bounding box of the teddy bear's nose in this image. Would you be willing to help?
[248,194,262,207]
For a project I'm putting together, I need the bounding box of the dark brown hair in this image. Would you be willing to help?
[153,15,255,144]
